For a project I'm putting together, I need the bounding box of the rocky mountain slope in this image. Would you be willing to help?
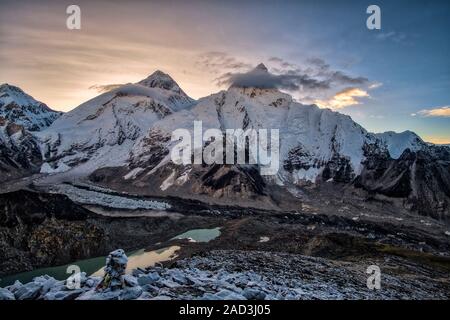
[0,84,61,181]
[36,71,194,173]
[0,118,42,182]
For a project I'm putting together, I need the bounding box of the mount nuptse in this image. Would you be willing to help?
[1,65,449,218]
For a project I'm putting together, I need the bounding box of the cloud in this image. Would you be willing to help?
[212,55,369,94]
[414,106,450,117]
[368,82,383,89]
[305,57,368,85]
[328,71,368,85]
[313,87,370,109]
[197,52,252,74]
[375,31,407,44]
[89,83,125,93]
[216,64,330,91]
[197,53,376,111]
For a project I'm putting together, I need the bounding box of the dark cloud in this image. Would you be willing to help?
[199,53,370,98]
[306,57,368,85]
[329,71,368,85]
[197,52,252,73]
[216,64,330,91]
[216,56,368,93]
[89,83,124,93]
[306,57,330,72]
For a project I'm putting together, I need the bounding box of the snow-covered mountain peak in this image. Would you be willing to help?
[0,83,61,131]
[37,77,195,173]
[254,63,269,72]
[226,86,293,107]
[376,130,426,159]
[138,70,190,98]
[228,62,286,94]
[1,83,44,108]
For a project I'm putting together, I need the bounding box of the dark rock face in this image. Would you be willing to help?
[283,146,312,172]
[0,190,106,276]
[321,154,354,183]
[283,145,355,183]
[0,119,43,182]
[0,189,225,276]
[199,164,266,197]
[355,146,450,219]
[129,129,171,170]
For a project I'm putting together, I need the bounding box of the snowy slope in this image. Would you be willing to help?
[376,131,426,159]
[37,71,194,173]
[126,66,372,184]
[98,65,427,189]
[127,83,376,185]
[0,84,61,131]
[6,65,426,186]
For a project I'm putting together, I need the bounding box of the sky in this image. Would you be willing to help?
[0,0,449,143]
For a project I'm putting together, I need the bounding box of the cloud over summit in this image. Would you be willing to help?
[209,55,369,96]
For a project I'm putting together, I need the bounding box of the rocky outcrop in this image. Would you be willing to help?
[197,164,266,198]
[355,145,450,219]
[0,118,43,182]
[0,190,106,275]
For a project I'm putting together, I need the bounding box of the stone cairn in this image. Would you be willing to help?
[96,249,128,291]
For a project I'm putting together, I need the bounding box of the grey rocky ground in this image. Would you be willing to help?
[1,250,448,300]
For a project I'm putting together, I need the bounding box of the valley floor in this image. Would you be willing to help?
[1,177,449,300]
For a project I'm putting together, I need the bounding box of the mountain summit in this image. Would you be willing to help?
[229,63,279,90]
[138,70,190,98]
[0,84,61,131]
[253,63,269,73]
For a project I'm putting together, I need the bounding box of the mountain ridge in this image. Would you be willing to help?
[1,67,448,218]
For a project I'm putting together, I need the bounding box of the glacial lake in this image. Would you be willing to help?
[0,227,221,287]
[171,227,221,243]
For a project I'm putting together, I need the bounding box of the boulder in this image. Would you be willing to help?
[85,277,101,288]
[0,288,15,300]
[77,289,122,300]
[124,274,139,287]
[137,272,160,286]
[5,280,23,294]
[243,287,266,300]
[14,282,42,300]
[212,289,246,300]
[44,289,85,300]
[119,286,143,300]
[40,277,58,296]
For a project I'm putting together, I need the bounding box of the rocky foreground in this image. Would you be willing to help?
[1,249,449,300]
